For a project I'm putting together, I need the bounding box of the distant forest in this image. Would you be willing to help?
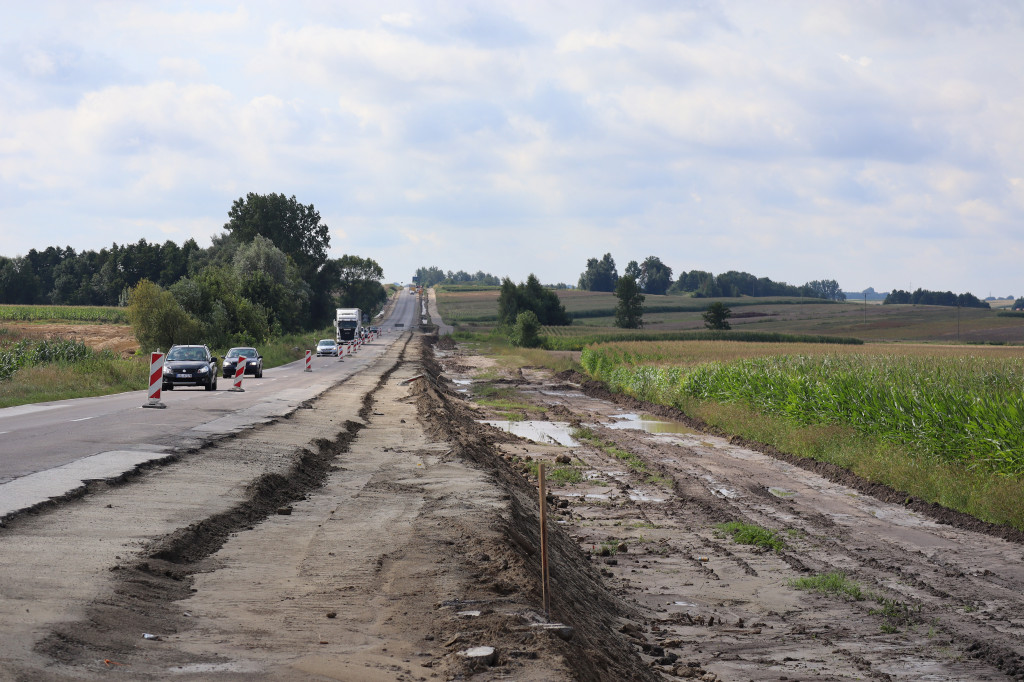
[576,253,846,301]
[883,289,990,308]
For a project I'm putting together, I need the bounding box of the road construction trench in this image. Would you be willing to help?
[0,335,408,677]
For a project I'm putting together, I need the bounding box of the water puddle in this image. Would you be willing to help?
[479,420,578,447]
[607,413,697,435]
[703,475,738,498]
[452,378,473,386]
[628,490,667,502]
[768,487,797,498]
[539,390,586,398]
[563,492,612,500]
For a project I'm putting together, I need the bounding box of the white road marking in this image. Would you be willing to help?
[70,417,94,422]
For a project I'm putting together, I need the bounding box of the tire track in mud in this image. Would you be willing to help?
[439,357,1024,680]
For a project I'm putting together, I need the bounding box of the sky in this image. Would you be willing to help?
[1,1,1022,296]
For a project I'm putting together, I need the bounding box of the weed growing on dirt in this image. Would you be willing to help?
[645,472,672,488]
[870,597,921,633]
[790,571,864,600]
[525,461,584,484]
[571,426,651,475]
[715,521,785,552]
[475,397,535,412]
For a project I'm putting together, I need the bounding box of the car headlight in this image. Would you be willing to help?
[163,366,173,375]
[223,360,231,367]
[197,366,209,374]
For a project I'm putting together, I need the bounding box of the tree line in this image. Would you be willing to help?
[414,266,501,288]
[883,289,989,308]
[578,253,846,301]
[0,193,387,350]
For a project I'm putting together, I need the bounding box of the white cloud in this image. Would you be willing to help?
[0,1,1022,294]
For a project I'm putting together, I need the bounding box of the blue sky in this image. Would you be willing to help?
[1,1,1022,295]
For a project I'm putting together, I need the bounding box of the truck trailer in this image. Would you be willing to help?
[335,308,362,342]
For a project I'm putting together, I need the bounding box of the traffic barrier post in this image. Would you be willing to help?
[231,356,246,392]
[305,350,312,372]
[143,352,167,409]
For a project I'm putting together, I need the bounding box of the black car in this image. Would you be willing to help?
[162,345,218,391]
[222,347,264,379]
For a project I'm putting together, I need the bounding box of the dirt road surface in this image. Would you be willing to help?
[2,330,1024,680]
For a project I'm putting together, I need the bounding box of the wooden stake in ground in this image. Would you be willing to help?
[538,462,551,620]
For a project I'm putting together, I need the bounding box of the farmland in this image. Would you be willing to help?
[434,286,1024,530]
[435,285,1024,344]
[0,304,128,324]
[580,340,1024,529]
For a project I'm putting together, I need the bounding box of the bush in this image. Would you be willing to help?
[127,280,202,352]
[509,310,543,348]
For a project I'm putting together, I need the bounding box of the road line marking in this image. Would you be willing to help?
[70,417,94,422]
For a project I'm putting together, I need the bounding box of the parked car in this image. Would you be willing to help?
[316,339,339,356]
[162,345,218,391]
[222,347,263,379]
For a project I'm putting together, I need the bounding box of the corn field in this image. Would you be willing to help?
[0,338,97,382]
[0,305,129,324]
[582,342,1024,475]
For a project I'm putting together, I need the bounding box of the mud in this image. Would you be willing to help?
[435,355,1024,681]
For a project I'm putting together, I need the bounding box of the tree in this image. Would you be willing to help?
[415,266,446,287]
[703,302,732,330]
[639,256,673,296]
[624,260,641,280]
[331,255,387,317]
[224,193,330,281]
[804,279,846,301]
[614,276,644,329]
[509,310,542,348]
[497,275,570,326]
[578,253,619,292]
[127,279,202,351]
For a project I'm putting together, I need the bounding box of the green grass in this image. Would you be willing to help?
[571,426,650,476]
[0,356,148,408]
[790,572,921,632]
[525,460,584,484]
[715,521,786,552]
[790,571,864,600]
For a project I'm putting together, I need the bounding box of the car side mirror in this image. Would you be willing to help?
[211,357,218,363]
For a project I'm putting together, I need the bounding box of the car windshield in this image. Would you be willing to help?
[227,348,257,358]
[167,347,204,361]
[318,340,334,347]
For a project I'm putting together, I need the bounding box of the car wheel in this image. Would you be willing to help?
[206,374,215,391]
[257,367,263,378]
[164,383,173,391]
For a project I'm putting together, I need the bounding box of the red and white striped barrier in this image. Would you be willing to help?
[231,355,246,391]
[305,349,312,372]
[143,352,166,409]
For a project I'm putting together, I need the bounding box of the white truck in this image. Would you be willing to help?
[335,308,362,343]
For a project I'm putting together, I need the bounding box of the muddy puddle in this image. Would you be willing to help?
[479,420,579,447]
[607,413,697,435]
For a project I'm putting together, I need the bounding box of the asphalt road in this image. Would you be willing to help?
[0,288,420,518]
